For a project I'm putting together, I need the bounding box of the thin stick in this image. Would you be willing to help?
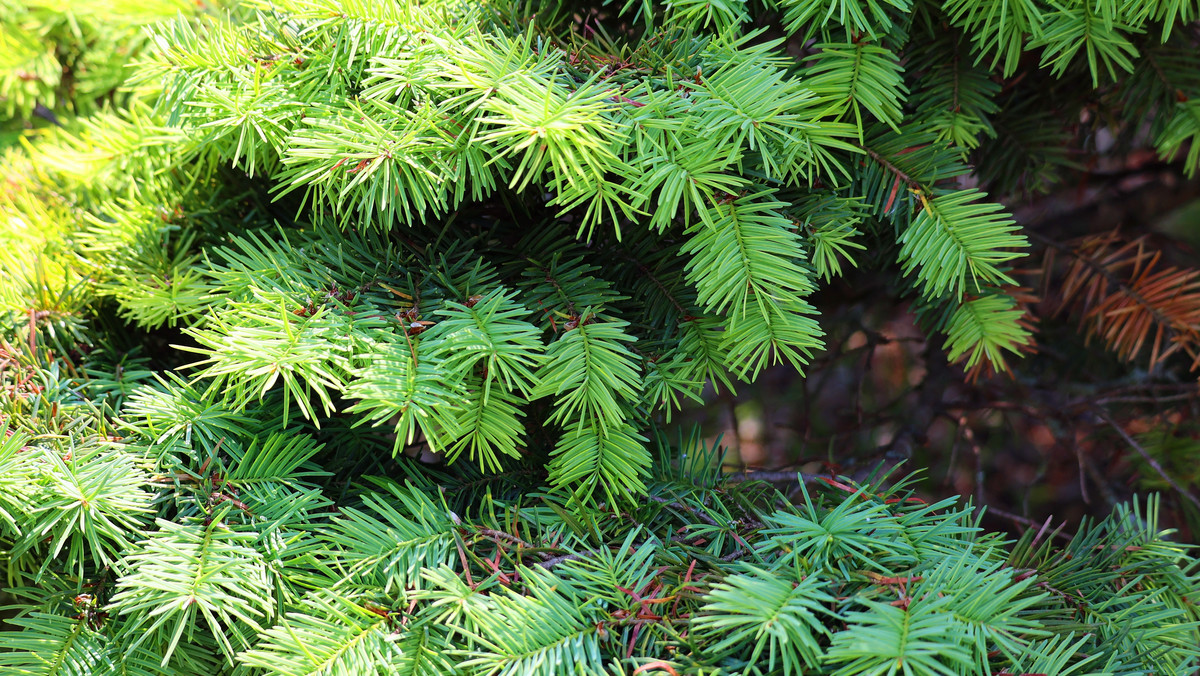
[646,495,720,527]
[476,528,535,551]
[719,548,748,562]
[538,552,589,569]
[724,470,824,484]
[1097,409,1200,512]
[985,506,1072,542]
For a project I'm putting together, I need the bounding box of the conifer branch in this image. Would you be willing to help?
[1097,410,1200,512]
[3,1,1200,673]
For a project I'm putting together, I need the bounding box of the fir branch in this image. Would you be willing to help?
[1096,410,1200,512]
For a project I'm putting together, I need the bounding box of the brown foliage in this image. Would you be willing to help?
[1042,230,1200,373]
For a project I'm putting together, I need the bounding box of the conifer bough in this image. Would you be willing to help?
[0,0,1199,674]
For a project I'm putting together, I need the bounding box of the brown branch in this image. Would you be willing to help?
[616,249,690,319]
[1081,451,1121,509]
[984,506,1073,542]
[443,467,544,494]
[1088,393,1199,406]
[455,536,475,588]
[1068,382,1199,409]
[723,470,825,484]
[529,257,577,318]
[1096,409,1200,512]
[647,495,720,527]
[1142,48,1185,104]
[538,551,590,569]
[476,528,539,553]
[859,145,922,190]
[719,548,749,562]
